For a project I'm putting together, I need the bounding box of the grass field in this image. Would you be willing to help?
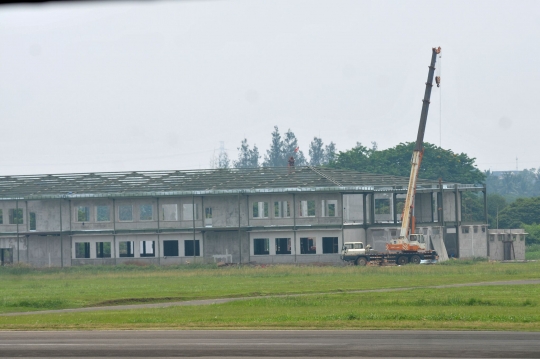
[526,244,540,260]
[1,261,539,331]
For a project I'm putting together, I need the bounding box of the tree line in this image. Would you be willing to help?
[216,126,337,169]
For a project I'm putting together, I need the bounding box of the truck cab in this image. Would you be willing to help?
[341,242,371,259]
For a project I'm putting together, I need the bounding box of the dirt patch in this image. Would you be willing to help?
[91,297,185,307]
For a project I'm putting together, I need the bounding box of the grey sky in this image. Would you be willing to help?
[0,0,538,175]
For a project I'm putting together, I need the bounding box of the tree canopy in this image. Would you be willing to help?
[330,142,485,184]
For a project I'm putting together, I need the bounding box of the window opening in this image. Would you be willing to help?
[0,248,13,265]
[375,198,391,215]
[96,242,111,258]
[76,207,90,222]
[253,238,269,255]
[299,200,315,217]
[274,201,290,218]
[140,204,153,221]
[119,241,134,257]
[118,205,133,221]
[162,204,178,221]
[96,206,110,222]
[184,240,200,256]
[205,207,212,226]
[9,209,23,224]
[140,240,155,257]
[0,209,3,224]
[275,238,291,254]
[75,242,90,258]
[253,202,269,218]
[322,237,339,254]
[462,227,470,234]
[29,212,36,231]
[163,240,179,256]
[322,200,337,217]
[300,237,316,254]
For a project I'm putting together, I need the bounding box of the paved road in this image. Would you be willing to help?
[0,330,539,358]
[2,279,540,317]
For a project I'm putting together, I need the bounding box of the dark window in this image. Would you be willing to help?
[275,238,291,254]
[300,237,316,254]
[119,241,134,257]
[185,240,200,256]
[140,241,155,257]
[96,242,111,258]
[29,212,36,231]
[163,240,179,256]
[253,238,269,255]
[75,242,90,258]
[9,209,23,224]
[322,237,339,254]
[0,209,3,224]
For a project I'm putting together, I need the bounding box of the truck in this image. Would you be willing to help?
[341,241,439,266]
[342,47,442,266]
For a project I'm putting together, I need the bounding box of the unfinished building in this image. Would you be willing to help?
[0,167,489,267]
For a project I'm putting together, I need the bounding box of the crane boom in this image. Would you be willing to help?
[387,46,441,252]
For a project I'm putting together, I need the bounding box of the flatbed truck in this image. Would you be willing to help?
[341,241,438,266]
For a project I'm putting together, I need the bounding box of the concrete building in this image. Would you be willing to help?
[0,167,489,267]
[486,229,527,261]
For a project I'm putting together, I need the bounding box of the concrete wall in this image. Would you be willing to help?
[458,225,488,259]
[204,230,249,263]
[487,229,526,261]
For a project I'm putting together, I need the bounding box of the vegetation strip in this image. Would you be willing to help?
[3,279,540,317]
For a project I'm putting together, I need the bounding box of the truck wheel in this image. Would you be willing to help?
[410,255,421,264]
[397,256,408,265]
[356,257,368,266]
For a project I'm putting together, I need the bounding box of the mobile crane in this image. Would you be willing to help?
[341,47,441,266]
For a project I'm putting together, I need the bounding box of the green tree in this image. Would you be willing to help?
[234,138,259,168]
[331,142,485,184]
[263,126,284,167]
[217,151,230,169]
[324,142,337,164]
[308,137,325,166]
[522,223,540,245]
[498,197,540,228]
[486,193,508,228]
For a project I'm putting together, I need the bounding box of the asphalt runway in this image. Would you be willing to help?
[1,330,539,358]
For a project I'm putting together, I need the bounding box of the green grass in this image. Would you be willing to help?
[0,261,539,313]
[1,285,539,331]
[526,244,540,260]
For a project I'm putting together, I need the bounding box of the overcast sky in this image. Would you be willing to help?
[0,0,538,176]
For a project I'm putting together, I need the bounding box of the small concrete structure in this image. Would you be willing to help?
[0,167,490,267]
[487,229,527,261]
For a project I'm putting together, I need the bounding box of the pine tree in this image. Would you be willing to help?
[263,126,285,167]
[324,142,337,164]
[309,137,325,166]
[218,151,230,169]
[249,145,260,167]
[282,129,306,166]
[234,139,259,168]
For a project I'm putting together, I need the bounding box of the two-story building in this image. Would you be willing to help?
[0,166,492,267]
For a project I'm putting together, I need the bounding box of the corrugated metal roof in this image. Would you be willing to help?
[0,166,455,200]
